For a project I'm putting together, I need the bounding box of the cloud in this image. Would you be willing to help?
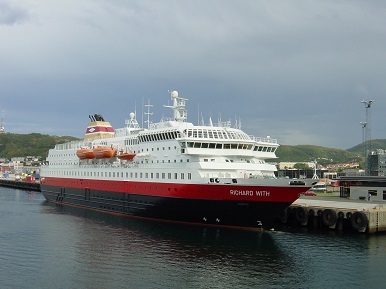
[1,1,386,149]
[0,0,29,25]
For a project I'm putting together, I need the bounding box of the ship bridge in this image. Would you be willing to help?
[177,126,278,159]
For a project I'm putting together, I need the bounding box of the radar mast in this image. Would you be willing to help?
[164,90,188,122]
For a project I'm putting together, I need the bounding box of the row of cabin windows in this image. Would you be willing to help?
[184,128,249,140]
[124,139,138,146]
[140,159,188,164]
[47,170,192,180]
[138,131,180,143]
[49,158,189,166]
[134,146,177,153]
[255,146,276,152]
[184,142,252,150]
[183,142,276,152]
[203,158,263,164]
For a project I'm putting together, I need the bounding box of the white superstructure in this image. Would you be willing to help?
[42,91,280,184]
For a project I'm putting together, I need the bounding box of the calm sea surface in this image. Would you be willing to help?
[1,187,386,289]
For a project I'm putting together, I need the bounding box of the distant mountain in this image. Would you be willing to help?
[347,139,386,154]
[274,144,362,165]
[0,133,79,159]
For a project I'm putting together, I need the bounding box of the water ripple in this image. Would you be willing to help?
[1,187,386,289]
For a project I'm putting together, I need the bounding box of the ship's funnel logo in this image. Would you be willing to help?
[88,128,96,133]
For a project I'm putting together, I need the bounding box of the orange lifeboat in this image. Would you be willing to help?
[93,146,117,159]
[117,150,136,161]
[76,148,94,159]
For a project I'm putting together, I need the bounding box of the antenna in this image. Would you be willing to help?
[312,160,319,179]
[144,99,153,129]
[141,97,144,128]
[0,110,5,133]
[197,103,200,126]
[234,116,242,129]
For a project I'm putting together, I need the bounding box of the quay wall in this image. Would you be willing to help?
[280,197,386,234]
[0,178,41,192]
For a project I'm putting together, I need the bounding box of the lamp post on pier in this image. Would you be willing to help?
[361,100,374,175]
[360,121,367,169]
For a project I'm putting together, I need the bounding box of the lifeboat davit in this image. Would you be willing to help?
[93,146,117,159]
[117,150,136,161]
[76,148,94,160]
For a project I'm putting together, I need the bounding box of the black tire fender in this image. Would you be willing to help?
[351,211,368,231]
[321,209,338,227]
[295,207,308,223]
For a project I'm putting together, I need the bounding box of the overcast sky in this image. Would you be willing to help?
[1,0,385,149]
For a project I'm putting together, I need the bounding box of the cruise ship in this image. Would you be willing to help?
[40,91,313,230]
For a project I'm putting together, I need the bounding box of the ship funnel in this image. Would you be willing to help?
[84,114,115,141]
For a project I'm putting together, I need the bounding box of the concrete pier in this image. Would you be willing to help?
[0,178,41,191]
[282,196,386,233]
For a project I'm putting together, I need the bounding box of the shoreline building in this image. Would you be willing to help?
[368,149,386,176]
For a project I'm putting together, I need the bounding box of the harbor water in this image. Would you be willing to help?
[1,187,386,289]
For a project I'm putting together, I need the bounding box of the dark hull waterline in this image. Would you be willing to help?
[41,184,294,230]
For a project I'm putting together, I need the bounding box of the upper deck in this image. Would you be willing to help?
[50,90,279,162]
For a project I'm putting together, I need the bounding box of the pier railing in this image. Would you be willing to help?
[249,136,278,144]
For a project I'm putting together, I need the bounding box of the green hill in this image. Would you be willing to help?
[0,133,79,159]
[275,144,362,165]
[347,139,386,154]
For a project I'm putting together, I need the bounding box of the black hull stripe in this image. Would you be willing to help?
[41,185,292,230]
[44,199,266,231]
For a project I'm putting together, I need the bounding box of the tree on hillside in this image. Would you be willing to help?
[293,163,311,170]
